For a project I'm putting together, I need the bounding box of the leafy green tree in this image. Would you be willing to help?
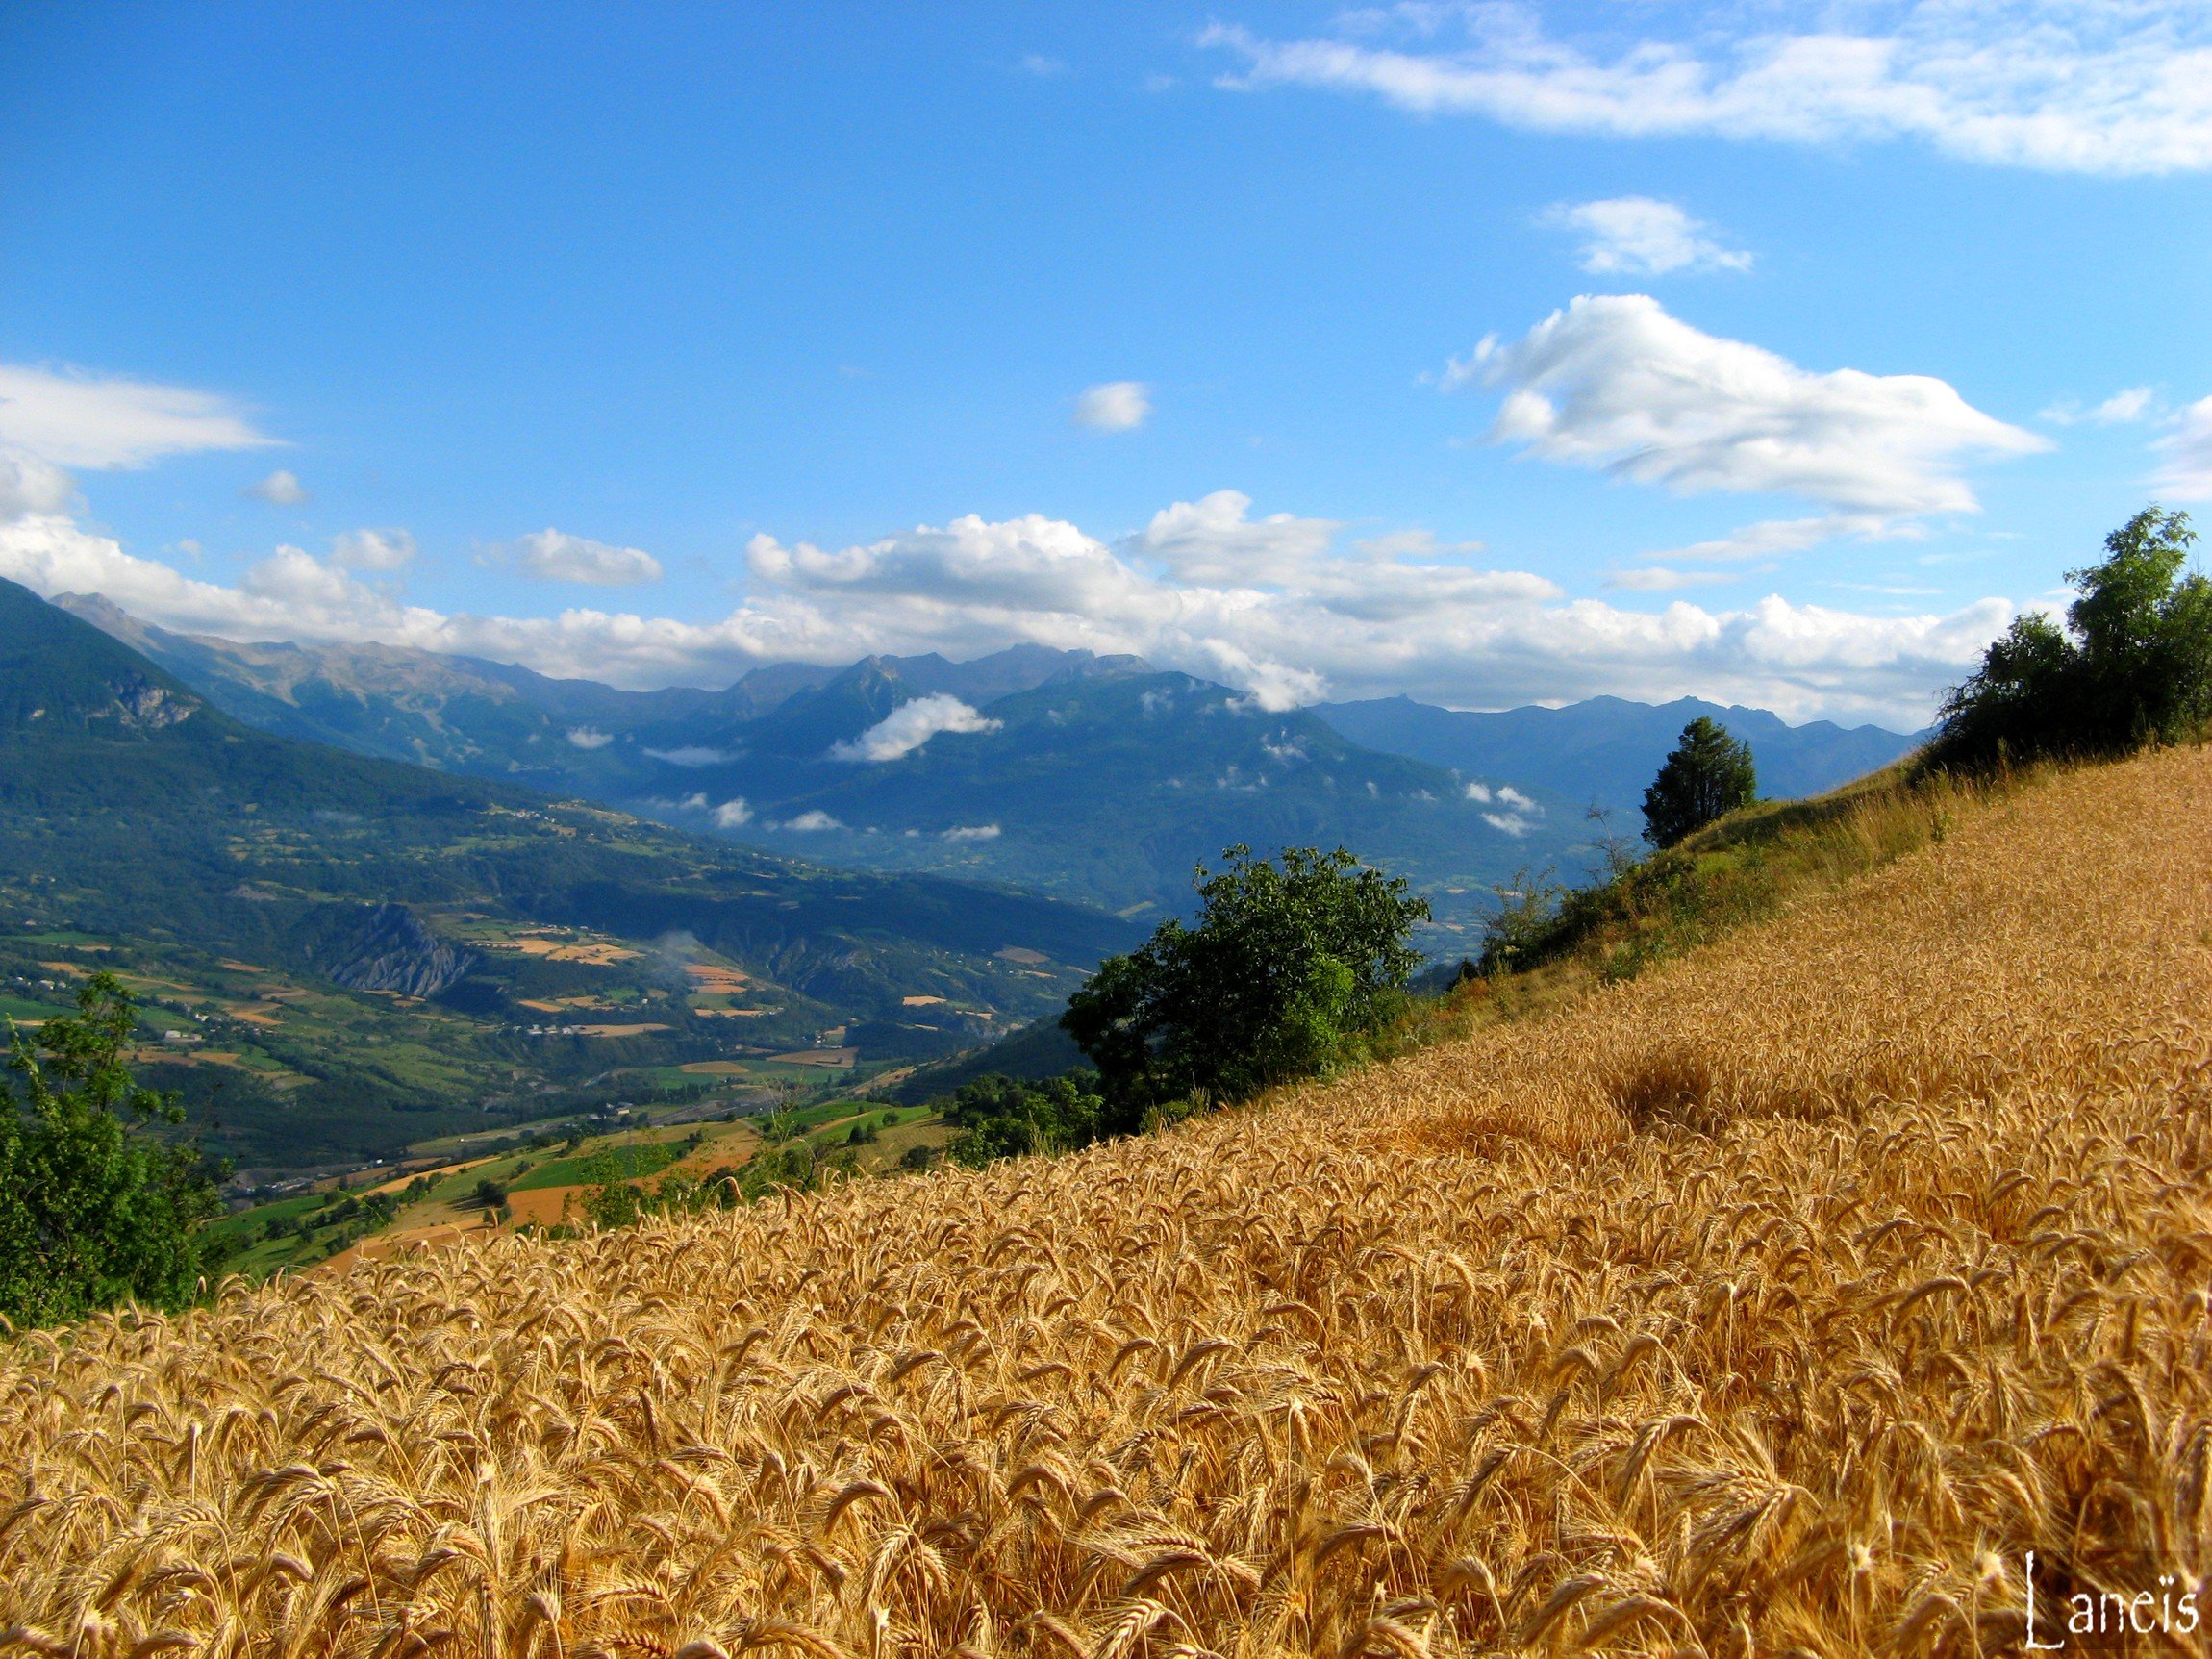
[1642,717,1758,848]
[0,971,224,1326]
[1931,507,2212,767]
[1063,845,1429,1127]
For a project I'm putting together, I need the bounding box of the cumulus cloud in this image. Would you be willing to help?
[239,544,381,609]
[246,468,309,507]
[1134,490,1338,584]
[1201,3,2212,176]
[566,727,614,750]
[778,810,844,832]
[488,528,663,586]
[712,798,754,828]
[1073,381,1150,432]
[2154,396,2212,498]
[1542,197,1751,276]
[0,455,72,522]
[1465,781,1543,835]
[1470,294,2046,518]
[0,363,275,469]
[1132,490,1555,623]
[943,824,1002,842]
[331,528,417,570]
[247,469,308,506]
[829,694,1004,763]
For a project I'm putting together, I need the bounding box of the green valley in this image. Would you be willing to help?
[0,578,1135,1178]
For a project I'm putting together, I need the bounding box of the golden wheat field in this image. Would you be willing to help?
[5,747,2212,1658]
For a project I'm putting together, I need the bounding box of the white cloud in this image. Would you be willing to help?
[1201,3,2212,176]
[1021,53,1067,76]
[1606,566,1734,592]
[0,455,72,522]
[778,811,844,832]
[248,468,308,506]
[2043,386,2160,426]
[1073,381,1151,432]
[1473,294,2047,517]
[1134,490,1338,584]
[645,746,730,767]
[0,364,275,469]
[943,824,1002,842]
[1132,489,1555,623]
[1477,783,1544,836]
[829,693,1003,762]
[1541,197,1751,276]
[1646,515,1891,566]
[489,528,663,586]
[239,544,376,608]
[1356,528,1483,558]
[712,798,754,828]
[2154,396,2212,498]
[331,527,417,570]
[566,727,614,750]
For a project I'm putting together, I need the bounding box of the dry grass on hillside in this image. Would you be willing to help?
[4,748,2212,1657]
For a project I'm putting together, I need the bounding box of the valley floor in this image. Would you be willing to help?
[4,746,2210,1655]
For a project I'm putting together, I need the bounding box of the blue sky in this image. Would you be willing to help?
[3,1,2209,727]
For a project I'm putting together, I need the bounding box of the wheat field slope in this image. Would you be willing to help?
[5,748,2212,1657]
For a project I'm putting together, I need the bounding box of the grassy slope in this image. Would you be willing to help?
[6,746,2211,1654]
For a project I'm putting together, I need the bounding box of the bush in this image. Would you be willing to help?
[0,971,225,1326]
[1643,717,1757,848]
[1929,506,2212,769]
[1063,844,1428,1126]
[941,1072,1104,1168]
[472,1176,508,1209]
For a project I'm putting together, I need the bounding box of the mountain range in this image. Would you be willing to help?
[57,593,1926,936]
[2,579,1135,1171]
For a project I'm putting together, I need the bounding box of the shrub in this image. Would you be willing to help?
[1929,506,2212,769]
[472,1176,508,1209]
[1064,845,1428,1127]
[941,1073,1104,1169]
